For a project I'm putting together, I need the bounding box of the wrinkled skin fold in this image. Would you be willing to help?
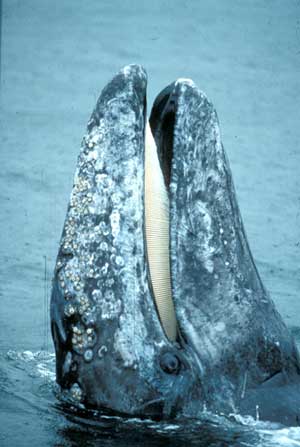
[51,64,300,425]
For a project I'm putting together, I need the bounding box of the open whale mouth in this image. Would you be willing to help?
[50,63,237,411]
[50,64,300,422]
[51,65,204,410]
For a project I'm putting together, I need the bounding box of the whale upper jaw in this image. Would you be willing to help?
[51,64,200,418]
[51,64,300,422]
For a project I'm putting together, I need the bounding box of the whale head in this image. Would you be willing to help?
[51,65,300,423]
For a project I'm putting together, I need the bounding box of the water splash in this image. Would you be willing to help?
[5,349,56,381]
[2,350,300,446]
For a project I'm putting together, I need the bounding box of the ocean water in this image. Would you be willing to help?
[0,0,300,445]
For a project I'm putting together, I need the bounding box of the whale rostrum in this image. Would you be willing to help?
[51,64,300,425]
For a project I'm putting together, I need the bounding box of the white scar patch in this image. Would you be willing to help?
[144,122,177,341]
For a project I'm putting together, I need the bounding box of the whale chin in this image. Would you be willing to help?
[51,64,300,425]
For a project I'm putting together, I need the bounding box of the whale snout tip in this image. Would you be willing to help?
[175,77,196,88]
[174,77,212,105]
[87,63,147,132]
[121,63,147,83]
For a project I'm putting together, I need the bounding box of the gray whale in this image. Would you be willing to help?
[51,64,300,425]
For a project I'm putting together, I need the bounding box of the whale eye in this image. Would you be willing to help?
[160,352,180,375]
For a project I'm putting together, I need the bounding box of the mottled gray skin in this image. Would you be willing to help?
[51,65,300,425]
[51,65,199,418]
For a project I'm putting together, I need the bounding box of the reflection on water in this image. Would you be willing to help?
[1,351,300,447]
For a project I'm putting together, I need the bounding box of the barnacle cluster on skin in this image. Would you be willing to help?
[70,383,83,402]
[54,120,125,362]
[70,323,97,355]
